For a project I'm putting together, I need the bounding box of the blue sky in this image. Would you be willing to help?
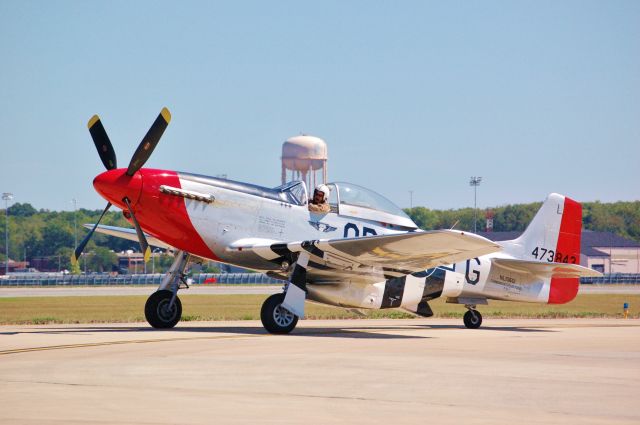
[1,1,638,211]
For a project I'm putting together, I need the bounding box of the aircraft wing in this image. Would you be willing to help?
[230,230,501,284]
[85,224,173,250]
[491,258,603,279]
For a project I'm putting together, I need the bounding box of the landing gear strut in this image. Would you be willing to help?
[463,305,482,329]
[145,251,190,329]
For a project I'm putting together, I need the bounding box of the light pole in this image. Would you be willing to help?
[2,193,13,275]
[71,198,78,252]
[469,177,482,233]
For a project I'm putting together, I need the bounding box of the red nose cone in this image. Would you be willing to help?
[93,169,143,209]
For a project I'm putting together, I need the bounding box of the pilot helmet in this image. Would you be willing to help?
[314,184,330,200]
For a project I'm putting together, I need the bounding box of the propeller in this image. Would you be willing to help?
[126,107,171,176]
[72,107,171,265]
[71,202,112,265]
[123,197,151,263]
[88,115,117,170]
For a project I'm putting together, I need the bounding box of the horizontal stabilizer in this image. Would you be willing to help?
[492,258,602,279]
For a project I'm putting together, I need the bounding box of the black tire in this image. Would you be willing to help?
[260,293,298,334]
[463,309,482,329]
[145,290,182,329]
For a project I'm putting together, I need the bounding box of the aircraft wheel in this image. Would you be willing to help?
[463,309,482,329]
[261,293,298,334]
[145,290,182,329]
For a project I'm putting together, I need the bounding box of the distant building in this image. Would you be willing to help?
[579,231,640,274]
[0,259,29,275]
[30,256,63,272]
[477,230,640,274]
[117,252,147,274]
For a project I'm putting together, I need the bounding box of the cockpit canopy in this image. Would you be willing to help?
[330,182,417,229]
[179,173,415,229]
[274,180,417,230]
[272,181,309,205]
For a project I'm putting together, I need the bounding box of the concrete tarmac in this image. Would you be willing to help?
[1,319,639,424]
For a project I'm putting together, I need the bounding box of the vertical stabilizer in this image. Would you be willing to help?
[515,193,581,263]
[505,193,583,304]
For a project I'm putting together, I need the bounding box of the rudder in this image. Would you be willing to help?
[512,193,582,264]
[508,193,583,304]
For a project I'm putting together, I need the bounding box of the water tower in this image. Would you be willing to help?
[281,135,328,190]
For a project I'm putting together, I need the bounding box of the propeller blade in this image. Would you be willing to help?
[88,115,118,170]
[122,198,151,263]
[126,107,171,176]
[71,202,112,265]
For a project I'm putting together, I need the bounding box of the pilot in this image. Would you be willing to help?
[308,184,331,213]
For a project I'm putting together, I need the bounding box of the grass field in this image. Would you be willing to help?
[0,293,638,325]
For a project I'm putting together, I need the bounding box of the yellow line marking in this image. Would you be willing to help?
[0,326,419,356]
[0,334,267,356]
[2,322,637,356]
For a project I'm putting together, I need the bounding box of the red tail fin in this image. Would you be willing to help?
[548,197,582,304]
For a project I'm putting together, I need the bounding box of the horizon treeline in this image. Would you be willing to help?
[1,200,638,272]
[404,200,640,241]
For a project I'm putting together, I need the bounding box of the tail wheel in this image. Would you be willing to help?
[260,293,298,334]
[145,290,182,329]
[463,309,482,329]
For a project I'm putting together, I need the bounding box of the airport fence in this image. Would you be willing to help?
[0,273,639,287]
[0,272,283,287]
[580,274,640,285]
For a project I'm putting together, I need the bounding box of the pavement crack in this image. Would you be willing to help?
[1,379,105,388]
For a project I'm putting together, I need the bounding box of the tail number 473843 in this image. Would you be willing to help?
[531,247,577,264]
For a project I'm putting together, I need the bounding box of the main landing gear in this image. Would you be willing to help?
[145,290,182,328]
[463,305,482,329]
[145,251,190,329]
[260,252,309,334]
[260,293,299,334]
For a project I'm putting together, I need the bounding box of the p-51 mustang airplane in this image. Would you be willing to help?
[74,107,601,333]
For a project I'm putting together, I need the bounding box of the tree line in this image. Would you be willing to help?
[0,203,162,272]
[1,200,638,272]
[404,200,640,240]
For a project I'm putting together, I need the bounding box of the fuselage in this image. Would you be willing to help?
[93,168,575,312]
[93,168,413,266]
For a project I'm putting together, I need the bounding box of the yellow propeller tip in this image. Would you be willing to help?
[70,254,78,265]
[143,247,151,263]
[160,107,171,123]
[87,115,100,129]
